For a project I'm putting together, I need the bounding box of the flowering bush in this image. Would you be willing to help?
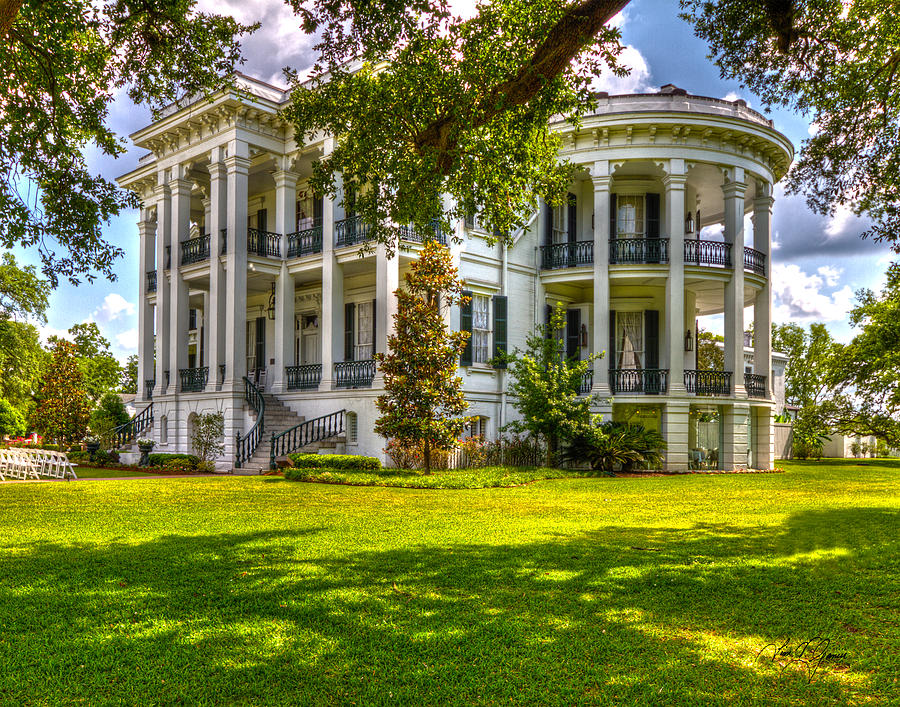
[384,439,450,470]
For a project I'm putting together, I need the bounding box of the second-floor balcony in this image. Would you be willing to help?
[146,270,157,293]
[684,239,731,268]
[336,215,371,248]
[610,237,669,265]
[181,234,210,265]
[609,368,669,394]
[286,364,322,390]
[684,369,732,396]
[745,373,767,398]
[400,220,448,246]
[286,220,323,258]
[743,247,766,276]
[540,241,594,270]
[248,228,282,258]
[180,367,209,392]
[334,359,376,388]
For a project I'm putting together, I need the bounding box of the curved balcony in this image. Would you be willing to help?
[400,220,448,245]
[684,239,731,268]
[179,366,209,392]
[336,215,371,247]
[743,247,766,276]
[609,368,668,394]
[286,364,322,390]
[180,234,210,265]
[745,373,767,398]
[684,369,732,396]
[540,241,593,270]
[248,228,282,258]
[610,238,669,265]
[334,359,376,388]
[287,220,323,258]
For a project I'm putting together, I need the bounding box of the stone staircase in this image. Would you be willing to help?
[235,393,345,474]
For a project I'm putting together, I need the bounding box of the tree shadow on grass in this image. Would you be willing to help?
[0,509,896,705]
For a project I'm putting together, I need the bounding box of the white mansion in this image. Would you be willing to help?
[118,76,792,472]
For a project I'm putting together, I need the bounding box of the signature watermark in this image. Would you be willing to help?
[756,637,849,683]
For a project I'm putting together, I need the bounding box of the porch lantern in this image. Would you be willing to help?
[684,328,694,352]
[685,211,695,235]
[267,282,276,321]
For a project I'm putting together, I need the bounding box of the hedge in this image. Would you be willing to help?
[288,453,381,470]
[147,453,200,469]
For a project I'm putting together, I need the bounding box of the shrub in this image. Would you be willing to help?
[288,453,381,470]
[191,412,225,462]
[163,458,197,474]
[0,399,26,438]
[148,453,200,469]
[481,435,545,468]
[563,421,666,473]
[383,439,450,470]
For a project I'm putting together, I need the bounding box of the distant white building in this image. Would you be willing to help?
[117,78,793,472]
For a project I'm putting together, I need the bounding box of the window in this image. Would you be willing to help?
[355,301,374,359]
[466,416,489,439]
[472,295,490,363]
[465,208,483,231]
[617,311,644,369]
[346,412,358,444]
[552,204,568,244]
[616,195,644,237]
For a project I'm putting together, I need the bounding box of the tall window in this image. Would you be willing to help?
[617,311,644,369]
[466,416,489,438]
[616,195,645,237]
[356,301,374,359]
[552,204,568,243]
[472,295,490,363]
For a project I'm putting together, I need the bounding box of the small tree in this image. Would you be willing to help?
[374,240,471,475]
[192,412,225,468]
[505,304,600,466]
[120,355,138,394]
[0,398,26,438]
[33,339,92,448]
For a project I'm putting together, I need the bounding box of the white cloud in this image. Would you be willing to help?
[772,263,856,322]
[116,329,139,351]
[92,293,135,324]
[594,45,654,94]
[722,91,751,107]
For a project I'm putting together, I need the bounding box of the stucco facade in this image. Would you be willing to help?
[118,78,793,472]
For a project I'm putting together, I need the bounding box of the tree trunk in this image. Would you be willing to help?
[546,433,558,468]
[423,439,431,475]
[0,0,23,39]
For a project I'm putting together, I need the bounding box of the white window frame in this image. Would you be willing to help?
[466,416,489,439]
[552,203,568,244]
[355,300,374,360]
[471,294,491,364]
[616,194,645,238]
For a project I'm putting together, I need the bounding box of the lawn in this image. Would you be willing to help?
[0,460,896,705]
[283,465,596,488]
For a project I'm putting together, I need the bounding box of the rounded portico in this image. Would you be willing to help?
[539,86,793,470]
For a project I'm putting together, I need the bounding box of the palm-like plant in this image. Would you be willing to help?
[563,421,667,474]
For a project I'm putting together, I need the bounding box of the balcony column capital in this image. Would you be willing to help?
[722,180,747,200]
[662,173,687,190]
[224,154,251,174]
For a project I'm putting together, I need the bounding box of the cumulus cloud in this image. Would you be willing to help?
[594,45,654,94]
[92,293,135,324]
[722,91,751,107]
[116,329,139,351]
[772,263,856,322]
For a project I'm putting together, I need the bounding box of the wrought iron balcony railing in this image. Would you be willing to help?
[286,364,322,390]
[220,228,227,254]
[164,370,170,388]
[179,367,209,392]
[540,241,594,270]
[286,220,323,258]
[684,369,732,396]
[399,219,448,246]
[745,373,767,398]
[218,364,226,385]
[743,247,766,276]
[144,379,155,400]
[180,234,210,265]
[578,370,593,395]
[146,270,157,293]
[334,359,376,388]
[684,239,732,268]
[335,215,371,247]
[609,368,669,394]
[165,245,171,269]
[609,238,669,265]
[248,228,282,258]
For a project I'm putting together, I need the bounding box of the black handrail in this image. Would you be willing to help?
[609,238,669,264]
[146,270,157,293]
[248,228,282,257]
[540,241,594,269]
[685,369,732,396]
[743,247,766,276]
[286,364,322,390]
[180,234,210,265]
[334,359,376,388]
[335,215,371,247]
[111,403,154,448]
[286,220,324,258]
[179,367,209,392]
[235,376,265,469]
[144,379,155,400]
[609,368,669,394]
[745,373,767,398]
[400,219,448,245]
[269,409,346,470]
[684,239,731,268]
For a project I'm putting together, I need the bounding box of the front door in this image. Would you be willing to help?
[302,330,320,365]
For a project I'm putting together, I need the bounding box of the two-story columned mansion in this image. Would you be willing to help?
[118,75,792,472]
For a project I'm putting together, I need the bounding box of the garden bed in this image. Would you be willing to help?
[283,466,597,489]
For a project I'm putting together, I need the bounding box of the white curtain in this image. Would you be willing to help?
[356,301,373,359]
[617,312,643,369]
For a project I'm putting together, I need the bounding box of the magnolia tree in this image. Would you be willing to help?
[33,339,91,448]
[374,240,471,474]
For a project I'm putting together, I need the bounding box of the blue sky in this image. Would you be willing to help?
[11,0,893,360]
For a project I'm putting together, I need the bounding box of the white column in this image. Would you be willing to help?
[373,242,399,387]
[272,261,295,393]
[206,148,226,391]
[320,190,343,390]
[663,401,690,471]
[664,162,687,394]
[723,402,750,470]
[169,166,192,393]
[154,178,171,395]
[137,206,156,402]
[722,171,747,398]
[273,167,298,236]
[754,406,775,470]
[590,163,612,412]
[224,142,250,389]
[753,188,774,397]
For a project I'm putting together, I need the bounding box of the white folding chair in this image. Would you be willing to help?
[56,451,78,480]
[2,449,26,480]
[0,450,8,480]
[17,449,41,480]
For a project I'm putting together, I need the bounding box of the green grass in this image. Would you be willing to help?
[284,465,595,488]
[0,460,897,705]
[73,466,159,478]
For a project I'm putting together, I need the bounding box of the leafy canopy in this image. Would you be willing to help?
[33,338,92,447]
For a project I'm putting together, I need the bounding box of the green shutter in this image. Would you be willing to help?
[609,309,616,371]
[609,193,617,237]
[646,193,660,238]
[567,192,577,243]
[645,309,659,369]
[371,298,377,357]
[492,295,507,368]
[566,308,581,361]
[344,302,355,361]
[460,290,473,366]
[543,199,553,246]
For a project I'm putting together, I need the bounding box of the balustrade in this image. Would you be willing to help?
[286,364,323,390]
[743,247,766,276]
[745,373,767,398]
[334,359,376,388]
[609,238,669,265]
[335,215,371,247]
[400,219,448,245]
[540,241,594,270]
[684,369,732,396]
[247,228,282,257]
[578,370,593,395]
[146,270,157,293]
[609,369,668,394]
[684,239,732,268]
[286,220,323,258]
[180,234,210,265]
[179,367,209,392]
